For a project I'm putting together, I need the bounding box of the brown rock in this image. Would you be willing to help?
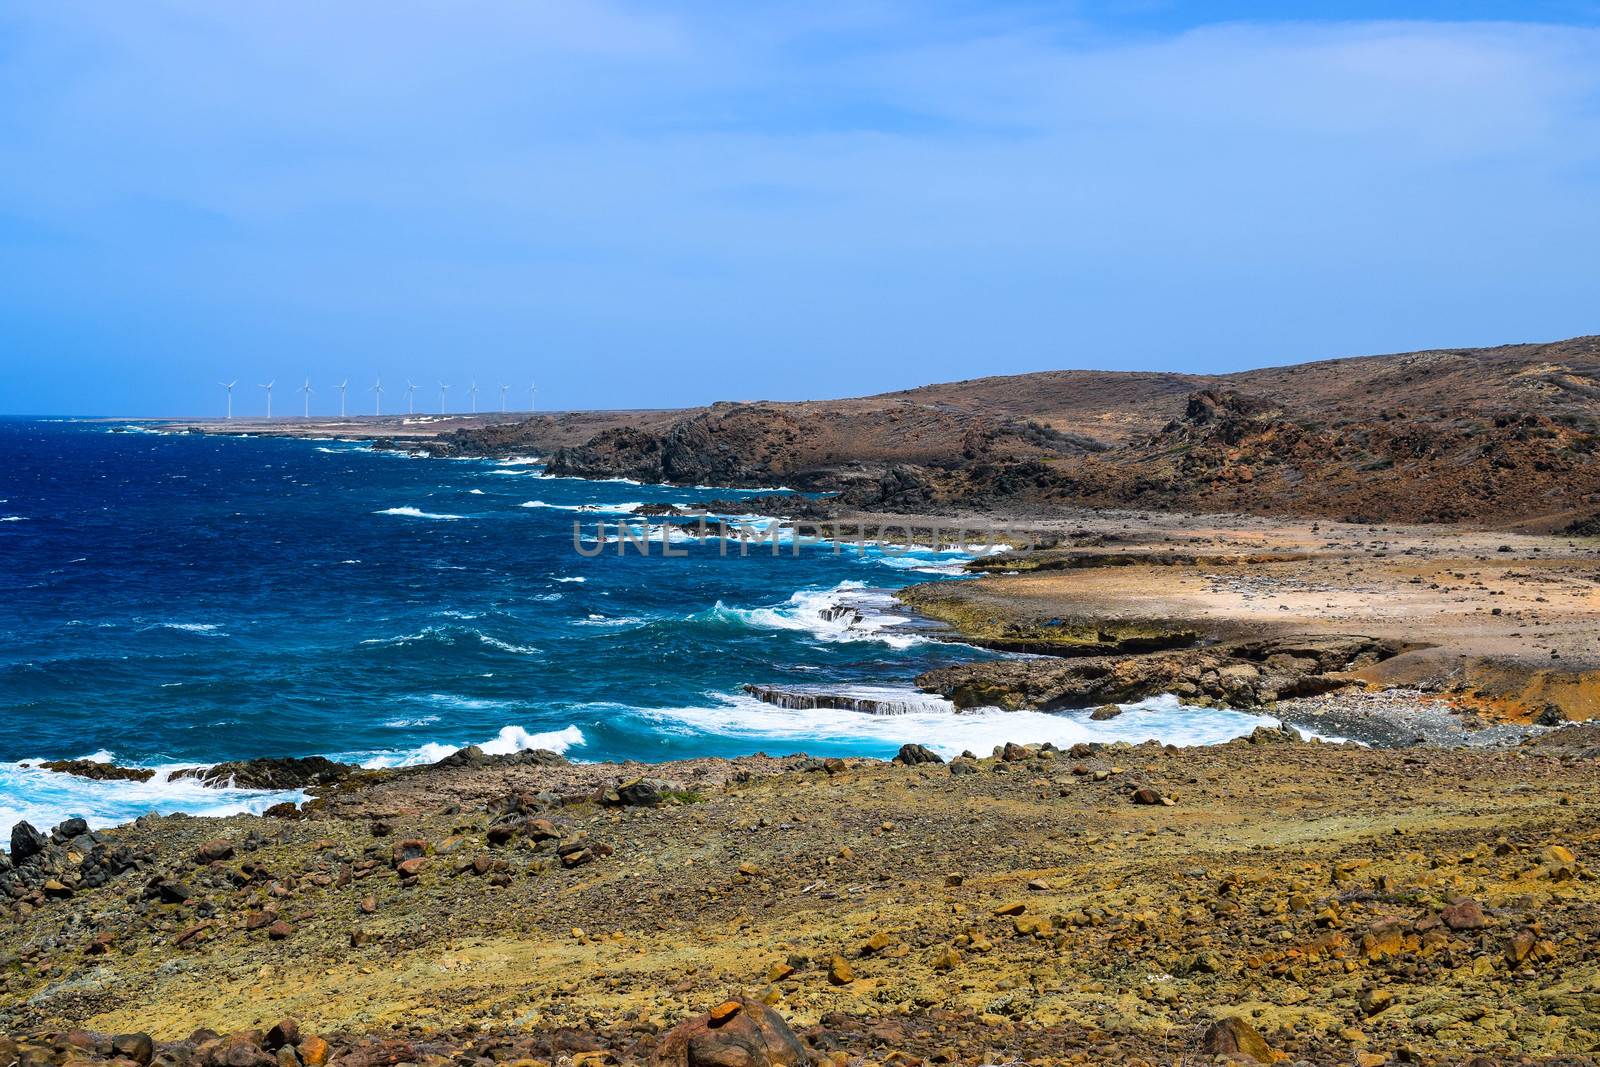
[112,1035,154,1066]
[244,910,278,931]
[265,920,294,940]
[1200,1017,1274,1064]
[931,946,962,971]
[265,1020,301,1050]
[651,995,810,1067]
[297,1037,329,1067]
[395,857,428,878]
[196,839,235,864]
[828,954,856,985]
[1131,786,1166,805]
[1441,899,1487,931]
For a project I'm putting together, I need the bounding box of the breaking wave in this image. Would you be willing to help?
[374,506,465,520]
[352,724,586,769]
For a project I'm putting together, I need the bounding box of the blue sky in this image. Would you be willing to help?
[2,2,1598,416]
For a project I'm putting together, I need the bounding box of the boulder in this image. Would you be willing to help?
[651,996,811,1067]
[52,817,90,842]
[112,1034,155,1066]
[1200,1017,1274,1063]
[893,744,944,765]
[1441,899,1487,931]
[1089,704,1122,720]
[612,776,679,806]
[433,745,488,768]
[196,839,236,864]
[10,821,48,862]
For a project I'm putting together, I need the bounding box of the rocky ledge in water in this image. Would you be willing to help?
[741,684,952,716]
[916,633,1398,711]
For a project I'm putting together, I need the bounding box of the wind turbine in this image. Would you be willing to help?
[220,381,237,419]
[300,378,313,418]
[438,381,450,414]
[529,380,538,413]
[371,378,383,416]
[468,380,479,414]
[498,383,509,412]
[405,380,417,415]
[338,380,349,418]
[259,380,275,418]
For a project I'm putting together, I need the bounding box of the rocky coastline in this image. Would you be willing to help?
[6,728,1600,1064]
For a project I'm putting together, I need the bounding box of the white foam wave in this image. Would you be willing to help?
[383,716,441,728]
[1,759,303,843]
[519,500,644,513]
[0,516,27,523]
[354,724,585,769]
[492,456,544,466]
[634,692,1282,757]
[142,622,226,636]
[553,576,587,583]
[375,506,465,520]
[696,581,923,649]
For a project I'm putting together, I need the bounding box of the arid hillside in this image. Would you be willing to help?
[295,336,1600,528]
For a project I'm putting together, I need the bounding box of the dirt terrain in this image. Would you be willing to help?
[860,508,1600,728]
[4,733,1600,1065]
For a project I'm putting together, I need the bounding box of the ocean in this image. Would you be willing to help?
[0,418,1281,834]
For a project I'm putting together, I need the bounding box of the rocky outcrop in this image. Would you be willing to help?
[34,760,157,783]
[170,756,354,790]
[742,685,950,716]
[1,817,148,906]
[651,997,811,1067]
[917,634,1399,710]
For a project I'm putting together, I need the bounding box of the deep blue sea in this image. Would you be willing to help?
[0,419,1277,833]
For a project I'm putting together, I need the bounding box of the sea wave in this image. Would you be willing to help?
[0,516,27,523]
[358,625,540,656]
[519,500,644,513]
[353,724,586,769]
[694,581,923,649]
[633,691,1283,757]
[146,622,226,636]
[1,757,303,842]
[374,506,465,520]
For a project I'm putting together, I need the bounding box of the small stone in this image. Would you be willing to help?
[1090,704,1122,720]
[1131,786,1165,805]
[992,901,1026,916]
[265,920,294,940]
[861,931,890,954]
[708,1000,743,1024]
[828,954,856,984]
[931,946,962,971]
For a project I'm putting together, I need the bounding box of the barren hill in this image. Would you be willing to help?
[426,336,1600,528]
